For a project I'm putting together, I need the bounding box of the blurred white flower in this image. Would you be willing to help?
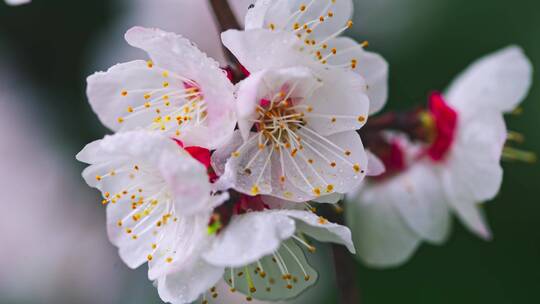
[243,0,389,114]
[347,46,533,267]
[5,0,30,6]
[87,27,236,149]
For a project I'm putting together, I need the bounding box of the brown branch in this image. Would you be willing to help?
[333,244,362,304]
[208,0,242,69]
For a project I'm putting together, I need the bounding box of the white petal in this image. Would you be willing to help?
[366,150,385,177]
[279,210,356,253]
[440,114,505,239]
[226,130,366,202]
[302,69,369,135]
[203,211,296,268]
[157,259,224,304]
[245,0,354,41]
[222,29,310,73]
[288,130,368,196]
[445,46,533,116]
[324,37,389,114]
[211,130,244,177]
[148,213,211,280]
[447,199,492,240]
[345,193,421,268]
[380,163,451,243]
[442,113,507,204]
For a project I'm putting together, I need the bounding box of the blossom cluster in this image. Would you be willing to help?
[77,0,532,303]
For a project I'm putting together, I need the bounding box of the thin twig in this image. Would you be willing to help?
[208,0,242,67]
[333,244,362,304]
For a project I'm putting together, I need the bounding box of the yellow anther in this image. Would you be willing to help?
[347,20,353,28]
[117,220,122,227]
[101,199,108,205]
[326,184,334,193]
[331,48,337,54]
[121,90,128,97]
[331,117,337,123]
[104,192,110,198]
[280,175,286,183]
[144,102,151,108]
[313,187,321,196]
[132,235,138,240]
[95,175,102,181]
[126,228,132,234]
[353,163,361,172]
[357,115,366,123]
[166,257,173,263]
[117,117,124,123]
[318,216,329,225]
[147,60,154,68]
[147,254,153,261]
[327,11,334,17]
[299,4,306,11]
[345,150,352,156]
[144,94,151,100]
[319,16,325,22]
[251,185,260,195]
[269,23,276,30]
[294,23,300,30]
[162,71,169,77]
[232,151,240,158]
[127,106,133,113]
[163,82,169,88]
[151,243,157,249]
[308,158,314,164]
[361,40,369,48]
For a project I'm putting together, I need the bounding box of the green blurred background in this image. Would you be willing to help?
[0,0,538,303]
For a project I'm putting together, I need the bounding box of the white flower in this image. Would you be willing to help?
[157,208,355,303]
[87,27,236,149]
[76,131,228,280]
[236,0,389,113]
[5,0,30,5]
[215,66,368,202]
[77,130,355,303]
[347,46,533,267]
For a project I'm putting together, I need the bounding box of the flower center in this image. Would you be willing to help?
[424,92,458,162]
[256,96,306,149]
